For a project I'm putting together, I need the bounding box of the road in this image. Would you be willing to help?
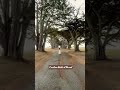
[35,51,85,90]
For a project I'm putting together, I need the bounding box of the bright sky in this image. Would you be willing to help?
[67,0,85,17]
[68,0,85,10]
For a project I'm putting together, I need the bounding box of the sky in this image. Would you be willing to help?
[67,0,85,16]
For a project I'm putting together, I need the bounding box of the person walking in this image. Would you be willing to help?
[58,45,61,54]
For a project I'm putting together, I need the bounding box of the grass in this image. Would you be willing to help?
[106,49,120,60]
[86,49,120,89]
[86,48,120,61]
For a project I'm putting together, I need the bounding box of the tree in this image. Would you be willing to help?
[35,0,73,51]
[0,0,34,59]
[47,27,59,49]
[65,18,85,51]
[58,30,73,49]
[86,0,120,60]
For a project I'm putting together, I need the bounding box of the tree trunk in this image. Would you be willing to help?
[74,40,80,52]
[68,44,71,49]
[39,4,45,52]
[67,40,72,49]
[75,44,80,52]
[95,44,106,60]
[50,36,56,49]
[39,45,45,52]
[16,20,29,59]
[36,3,39,51]
[42,33,47,51]
[3,41,9,56]
[3,0,10,56]
[36,33,39,50]
[39,21,44,51]
[86,13,107,60]
[39,33,45,52]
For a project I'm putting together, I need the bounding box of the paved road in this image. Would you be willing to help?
[35,51,85,90]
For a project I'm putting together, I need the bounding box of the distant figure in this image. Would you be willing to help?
[58,45,61,54]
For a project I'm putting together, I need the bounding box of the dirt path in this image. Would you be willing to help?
[35,51,85,90]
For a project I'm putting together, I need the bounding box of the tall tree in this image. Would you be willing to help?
[35,0,72,51]
[0,0,34,59]
[65,18,85,51]
[86,0,120,60]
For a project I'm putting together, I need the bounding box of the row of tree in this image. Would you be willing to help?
[35,0,74,51]
[0,0,34,59]
[86,0,120,60]
[35,0,85,52]
[1,0,119,61]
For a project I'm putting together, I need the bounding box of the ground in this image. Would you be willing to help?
[86,48,120,90]
[36,48,120,90]
[0,57,34,90]
[1,48,120,90]
[35,48,85,90]
[86,60,120,90]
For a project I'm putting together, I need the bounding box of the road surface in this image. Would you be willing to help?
[35,51,85,90]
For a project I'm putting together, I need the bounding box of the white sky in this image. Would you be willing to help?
[67,0,85,17]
